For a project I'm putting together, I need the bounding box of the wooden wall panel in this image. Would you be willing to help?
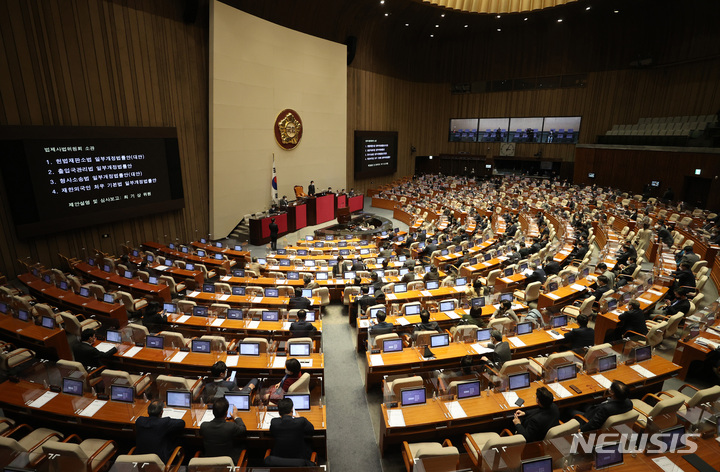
[0,0,208,278]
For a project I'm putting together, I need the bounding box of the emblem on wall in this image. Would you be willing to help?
[274,109,303,150]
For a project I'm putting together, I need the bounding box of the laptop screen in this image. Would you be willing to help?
[401,387,426,406]
[551,315,568,328]
[339,249,350,256]
[146,335,164,349]
[196,250,205,257]
[338,242,347,248]
[277,249,287,255]
[227,308,243,319]
[193,306,209,317]
[484,254,492,261]
[326,235,333,240]
[477,328,491,341]
[287,271,300,280]
[634,345,652,362]
[166,390,191,409]
[279,259,291,266]
[79,287,91,297]
[504,268,514,277]
[394,283,407,293]
[257,258,267,265]
[215,254,223,260]
[225,393,250,411]
[426,280,439,290]
[148,276,158,285]
[430,333,450,348]
[232,286,245,296]
[43,274,52,284]
[360,248,369,255]
[284,393,311,411]
[404,304,421,315]
[399,268,409,276]
[658,425,686,452]
[103,265,111,273]
[516,322,533,335]
[508,372,530,390]
[521,456,553,472]
[607,299,618,311]
[297,250,308,256]
[239,342,260,356]
[369,307,383,319]
[441,249,449,256]
[62,377,84,396]
[102,293,115,304]
[181,247,189,253]
[0,302,6,314]
[303,260,315,267]
[455,277,467,286]
[548,282,559,292]
[185,263,195,271]
[344,271,356,279]
[383,338,403,353]
[264,288,279,297]
[457,380,481,399]
[598,354,617,372]
[556,363,577,382]
[216,242,223,248]
[105,330,122,343]
[232,269,245,277]
[262,311,279,322]
[110,385,135,403]
[202,283,215,293]
[500,293,513,303]
[59,281,69,291]
[567,274,576,284]
[439,300,455,312]
[164,303,177,313]
[288,343,311,357]
[472,297,485,308]
[306,235,313,241]
[191,339,211,353]
[41,316,55,329]
[595,442,623,469]
[301,289,313,298]
[17,310,29,322]
[316,272,328,280]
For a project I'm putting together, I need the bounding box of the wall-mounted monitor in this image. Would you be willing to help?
[354,131,398,179]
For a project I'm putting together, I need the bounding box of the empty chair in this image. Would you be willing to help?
[450,324,478,342]
[187,456,238,470]
[0,417,15,435]
[176,300,197,315]
[513,281,542,305]
[157,331,191,349]
[210,303,231,317]
[156,375,203,401]
[214,283,232,294]
[115,291,148,315]
[657,384,720,411]
[402,439,458,472]
[287,337,315,354]
[464,431,525,465]
[115,447,185,472]
[127,323,149,343]
[56,360,104,393]
[41,436,117,472]
[485,269,501,289]
[343,286,360,305]
[387,375,424,399]
[631,394,685,428]
[312,287,330,306]
[100,369,151,397]
[198,335,236,351]
[85,283,106,300]
[277,286,294,298]
[0,425,64,463]
[158,276,185,297]
[561,296,595,319]
[241,337,271,353]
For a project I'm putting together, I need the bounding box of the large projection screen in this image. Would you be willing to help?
[210,2,347,238]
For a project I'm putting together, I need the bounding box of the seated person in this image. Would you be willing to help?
[199,396,247,464]
[576,380,632,432]
[290,309,317,336]
[288,287,312,310]
[264,358,303,403]
[356,286,376,315]
[588,275,610,300]
[480,330,511,366]
[513,387,559,442]
[142,301,169,329]
[465,279,487,299]
[671,262,696,295]
[73,328,117,368]
[596,262,615,289]
[265,398,316,466]
[413,309,440,335]
[303,275,319,290]
[614,256,637,288]
[135,400,185,463]
[524,262,547,285]
[461,305,486,326]
[563,313,594,354]
[423,266,440,282]
[370,272,384,294]
[603,300,647,342]
[332,257,345,278]
[489,299,519,324]
[204,361,258,402]
[651,288,690,320]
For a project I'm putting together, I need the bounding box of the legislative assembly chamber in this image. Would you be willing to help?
[1,0,720,471]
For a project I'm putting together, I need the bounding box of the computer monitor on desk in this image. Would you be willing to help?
[508,372,530,391]
[400,387,426,407]
[597,354,617,373]
[521,456,553,472]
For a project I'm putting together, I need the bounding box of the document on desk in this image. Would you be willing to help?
[547,383,573,399]
[445,401,468,419]
[502,391,519,406]
[162,408,186,420]
[707,327,720,337]
[79,400,107,417]
[95,342,116,353]
[298,359,313,367]
[696,337,720,350]
[220,276,231,282]
[176,315,190,323]
[170,351,189,363]
[247,320,260,329]
[370,354,384,366]
[28,391,58,408]
[570,284,586,291]
[272,356,287,369]
[211,318,224,327]
[591,374,612,389]
[386,294,396,300]
[508,336,526,347]
[647,289,663,296]
[500,277,513,284]
[197,409,215,426]
[225,355,239,367]
[123,346,143,358]
[420,290,433,297]
[471,343,494,355]
[546,293,560,300]
[252,297,264,303]
[396,317,410,326]
[651,457,684,472]
[444,311,461,319]
[387,409,406,427]
[188,291,200,297]
[630,364,656,378]
[218,294,231,301]
[359,319,370,329]
[636,297,653,305]
[155,265,168,271]
[282,322,292,330]
[262,412,280,429]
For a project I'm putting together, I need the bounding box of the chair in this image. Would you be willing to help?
[312,287,330,306]
[401,301,423,315]
[158,275,185,297]
[115,446,184,472]
[0,424,64,454]
[294,185,307,199]
[0,417,15,435]
[402,439,459,472]
[56,360,104,393]
[198,335,236,351]
[215,283,232,294]
[485,269,501,289]
[644,320,668,348]
[100,369,151,397]
[287,337,315,354]
[599,410,640,430]
[156,375,203,401]
[85,283,106,300]
[196,264,216,280]
[277,286,294,298]
[415,330,439,347]
[387,375,424,399]
[0,348,35,372]
[631,394,685,428]
[488,317,514,334]
[115,291,148,314]
[188,455,241,470]
[374,333,400,350]
[176,300,197,315]
[464,431,525,465]
[657,385,720,411]
[127,323,149,343]
[210,303,231,317]
[59,312,101,338]
[544,419,580,440]
[41,435,117,472]
[561,296,595,319]
[451,324,477,342]
[513,281,542,305]
[407,281,424,291]
[157,331,191,349]
[497,358,529,377]
[343,286,360,305]
[241,337,271,353]
[287,372,311,394]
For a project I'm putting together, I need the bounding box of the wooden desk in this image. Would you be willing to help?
[593,285,669,344]
[494,273,528,292]
[141,242,234,272]
[74,262,171,302]
[165,312,323,337]
[128,256,204,285]
[183,290,322,310]
[537,277,595,309]
[672,328,720,380]
[459,257,507,279]
[190,241,250,264]
[0,314,72,360]
[18,273,128,327]
[378,355,681,453]
[307,194,335,225]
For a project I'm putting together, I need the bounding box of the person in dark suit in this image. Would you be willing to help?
[134,400,185,463]
[604,300,647,342]
[200,397,247,464]
[370,272,385,294]
[278,196,289,208]
[513,387,559,443]
[578,381,632,432]
[203,361,258,402]
[525,262,546,285]
[563,314,595,354]
[356,286,376,316]
[423,266,440,282]
[672,262,696,294]
[73,328,117,368]
[332,256,345,278]
[308,181,315,196]
[290,309,317,336]
[588,275,610,300]
[288,288,312,310]
[269,218,279,251]
[142,301,169,330]
[656,223,674,247]
[413,309,440,334]
[543,257,560,276]
[266,398,315,466]
[480,330,511,366]
[615,242,636,268]
[614,256,637,288]
[652,288,690,320]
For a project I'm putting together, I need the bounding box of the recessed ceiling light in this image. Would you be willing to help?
[557,18,563,22]
[497,28,501,31]
[430,34,434,37]
[380,0,384,3]
[384,13,389,16]
[524,17,528,21]
[614,10,619,13]
[496,14,501,19]
[405,23,409,26]
[585,5,591,10]
[441,13,445,17]
[435,24,439,27]
[464,24,468,28]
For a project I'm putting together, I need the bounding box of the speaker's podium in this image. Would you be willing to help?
[337,207,351,225]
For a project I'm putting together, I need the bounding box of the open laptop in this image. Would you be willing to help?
[284,393,311,411]
[594,442,623,469]
[62,377,84,396]
[400,387,426,407]
[166,390,192,409]
[556,363,577,382]
[521,456,553,472]
[225,392,250,411]
[262,311,279,322]
[508,372,530,390]
[425,280,440,290]
[105,329,122,343]
[110,384,135,403]
[457,380,481,399]
[227,308,243,320]
[551,315,568,328]
[191,339,211,353]
[476,328,491,342]
[288,342,312,357]
[430,333,450,348]
[239,342,260,356]
[146,335,164,349]
[516,322,533,335]
[597,354,617,373]
[404,304,421,316]
[382,338,403,353]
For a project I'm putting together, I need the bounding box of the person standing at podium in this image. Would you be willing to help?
[269,218,279,250]
[308,181,316,196]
